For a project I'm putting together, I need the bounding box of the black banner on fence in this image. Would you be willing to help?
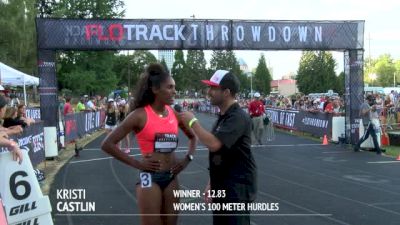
[64,113,78,142]
[267,108,298,130]
[64,110,106,143]
[266,108,333,137]
[0,122,45,167]
[26,107,41,120]
[38,50,58,127]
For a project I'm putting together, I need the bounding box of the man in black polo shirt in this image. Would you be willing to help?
[180,70,257,225]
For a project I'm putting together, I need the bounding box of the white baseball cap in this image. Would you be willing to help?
[254,92,261,98]
[108,98,114,102]
[201,70,230,87]
[201,70,240,93]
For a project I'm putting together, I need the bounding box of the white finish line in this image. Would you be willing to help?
[367,161,400,164]
[70,143,325,165]
[69,148,209,164]
[55,213,332,217]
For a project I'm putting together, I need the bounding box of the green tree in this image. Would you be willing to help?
[36,0,57,17]
[112,51,157,93]
[236,72,250,93]
[62,70,97,95]
[52,0,124,18]
[54,0,125,96]
[364,56,377,85]
[374,54,397,87]
[130,50,157,83]
[396,60,400,85]
[171,50,186,92]
[160,58,169,73]
[112,53,130,87]
[395,60,400,73]
[336,72,345,95]
[0,0,37,74]
[186,50,207,91]
[254,54,272,94]
[296,51,338,94]
[210,50,241,76]
[58,51,118,96]
[210,51,224,70]
[209,50,245,91]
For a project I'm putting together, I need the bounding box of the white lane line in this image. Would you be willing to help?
[184,156,344,224]
[322,151,351,154]
[258,191,347,225]
[370,202,400,206]
[252,151,400,196]
[180,170,203,175]
[252,144,323,148]
[84,143,322,152]
[109,159,137,204]
[69,156,114,164]
[257,170,400,216]
[83,146,207,151]
[71,143,330,164]
[367,161,400,164]
[55,213,332,217]
[69,148,209,164]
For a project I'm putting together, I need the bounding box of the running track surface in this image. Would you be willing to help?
[50,113,400,225]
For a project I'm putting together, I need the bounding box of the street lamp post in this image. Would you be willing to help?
[127,51,131,95]
[250,73,253,97]
[370,73,377,86]
[394,72,396,87]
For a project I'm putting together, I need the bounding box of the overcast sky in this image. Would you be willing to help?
[124,0,400,79]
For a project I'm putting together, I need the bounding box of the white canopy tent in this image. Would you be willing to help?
[0,62,39,105]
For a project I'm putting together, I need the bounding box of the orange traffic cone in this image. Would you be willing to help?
[322,135,328,145]
[381,131,390,146]
[396,154,400,161]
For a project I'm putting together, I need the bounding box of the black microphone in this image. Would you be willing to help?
[174,104,182,112]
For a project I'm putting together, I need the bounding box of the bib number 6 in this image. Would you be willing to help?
[9,171,31,200]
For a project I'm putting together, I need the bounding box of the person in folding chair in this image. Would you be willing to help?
[264,111,275,142]
[354,94,384,155]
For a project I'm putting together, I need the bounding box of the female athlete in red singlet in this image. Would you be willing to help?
[101,63,197,225]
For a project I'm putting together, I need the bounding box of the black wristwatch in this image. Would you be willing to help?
[186,154,194,161]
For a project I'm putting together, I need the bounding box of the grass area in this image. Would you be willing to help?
[276,128,321,142]
[382,145,400,158]
[37,130,105,195]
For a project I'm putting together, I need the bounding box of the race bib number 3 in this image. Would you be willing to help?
[140,172,152,188]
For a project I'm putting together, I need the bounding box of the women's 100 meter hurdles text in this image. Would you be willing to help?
[172,189,279,212]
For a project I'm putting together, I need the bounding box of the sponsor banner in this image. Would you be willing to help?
[38,50,58,127]
[0,122,45,167]
[266,108,333,137]
[26,107,41,121]
[266,108,298,130]
[0,151,53,225]
[64,113,78,142]
[296,111,333,138]
[64,110,106,143]
[37,18,364,50]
